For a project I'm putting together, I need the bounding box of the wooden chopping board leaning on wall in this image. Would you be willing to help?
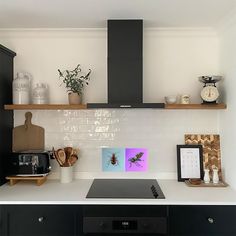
[13,112,45,152]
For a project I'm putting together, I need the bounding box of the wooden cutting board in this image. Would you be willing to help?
[13,112,45,152]
[185,134,222,181]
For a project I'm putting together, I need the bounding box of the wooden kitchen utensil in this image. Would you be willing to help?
[53,147,78,167]
[185,179,228,187]
[57,149,66,165]
[13,112,45,152]
[52,147,64,166]
[68,154,78,166]
[64,146,73,158]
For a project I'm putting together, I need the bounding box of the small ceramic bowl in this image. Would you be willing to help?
[165,96,177,104]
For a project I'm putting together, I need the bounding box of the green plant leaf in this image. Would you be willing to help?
[58,64,91,95]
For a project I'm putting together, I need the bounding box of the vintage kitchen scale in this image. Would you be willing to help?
[198,75,222,104]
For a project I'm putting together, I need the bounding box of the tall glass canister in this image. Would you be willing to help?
[12,72,31,104]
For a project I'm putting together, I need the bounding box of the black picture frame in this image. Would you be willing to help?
[177,145,203,182]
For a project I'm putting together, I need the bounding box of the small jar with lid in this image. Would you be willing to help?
[32,83,49,104]
[13,72,31,104]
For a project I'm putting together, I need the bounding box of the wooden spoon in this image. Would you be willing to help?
[64,147,73,159]
[72,148,79,155]
[62,160,70,167]
[69,154,78,166]
[52,147,63,166]
[57,149,66,165]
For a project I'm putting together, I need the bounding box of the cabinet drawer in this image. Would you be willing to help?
[5,205,77,236]
[169,205,236,236]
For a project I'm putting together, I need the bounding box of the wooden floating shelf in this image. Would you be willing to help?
[4,104,87,110]
[4,103,227,110]
[165,103,227,109]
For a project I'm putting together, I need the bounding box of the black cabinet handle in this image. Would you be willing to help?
[38,217,44,223]
[207,217,214,224]
[99,221,106,229]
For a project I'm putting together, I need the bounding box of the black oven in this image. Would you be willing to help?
[82,205,168,235]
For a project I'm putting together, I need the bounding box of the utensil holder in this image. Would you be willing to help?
[60,166,73,183]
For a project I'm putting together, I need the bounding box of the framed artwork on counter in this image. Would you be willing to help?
[177,145,203,182]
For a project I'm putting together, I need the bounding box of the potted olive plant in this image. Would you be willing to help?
[58,64,91,104]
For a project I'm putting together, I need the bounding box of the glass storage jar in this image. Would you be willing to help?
[13,72,31,104]
[32,83,49,104]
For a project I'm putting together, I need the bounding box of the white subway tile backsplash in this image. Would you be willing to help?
[14,109,219,178]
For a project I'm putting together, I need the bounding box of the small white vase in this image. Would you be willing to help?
[213,168,219,184]
[204,169,210,184]
[60,166,73,183]
[68,92,82,104]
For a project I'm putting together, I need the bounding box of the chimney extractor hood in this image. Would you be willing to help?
[87,20,164,109]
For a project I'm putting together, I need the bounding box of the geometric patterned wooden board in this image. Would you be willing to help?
[185,134,222,181]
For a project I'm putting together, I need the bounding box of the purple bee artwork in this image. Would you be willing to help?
[125,148,148,172]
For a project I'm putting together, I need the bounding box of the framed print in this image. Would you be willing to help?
[125,148,148,172]
[177,145,203,182]
[102,148,125,172]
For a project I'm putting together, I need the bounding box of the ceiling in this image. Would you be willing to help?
[0,0,235,28]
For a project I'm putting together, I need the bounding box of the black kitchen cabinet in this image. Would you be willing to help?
[169,205,236,236]
[1,204,236,236]
[2,205,80,236]
[0,45,16,186]
[0,206,3,236]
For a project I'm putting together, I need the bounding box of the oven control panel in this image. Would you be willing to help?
[83,217,167,234]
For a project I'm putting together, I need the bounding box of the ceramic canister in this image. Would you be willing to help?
[60,166,73,183]
[180,94,190,104]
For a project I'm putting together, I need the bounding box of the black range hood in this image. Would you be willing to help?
[87,20,164,109]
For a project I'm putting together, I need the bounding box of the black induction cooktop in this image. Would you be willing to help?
[86,179,165,199]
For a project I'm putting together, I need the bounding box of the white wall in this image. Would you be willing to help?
[0,28,220,103]
[219,20,236,189]
[0,28,221,179]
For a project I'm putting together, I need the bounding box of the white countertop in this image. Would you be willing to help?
[0,179,236,205]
